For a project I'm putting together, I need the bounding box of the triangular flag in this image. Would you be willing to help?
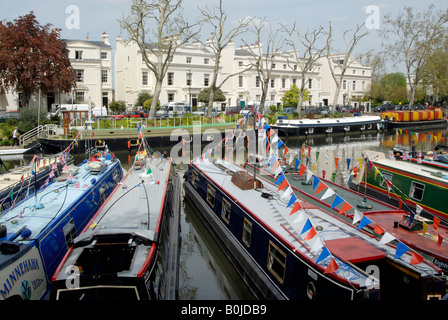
[287,193,297,208]
[320,188,335,200]
[324,258,339,274]
[437,233,444,246]
[314,181,327,195]
[312,175,320,190]
[422,222,429,237]
[330,195,344,209]
[301,219,312,234]
[316,246,331,264]
[374,225,385,235]
[394,242,410,259]
[338,202,353,215]
[289,201,302,215]
[277,179,289,192]
[410,251,424,265]
[299,163,306,177]
[303,226,317,241]
[353,209,364,225]
[380,232,396,245]
[274,173,285,185]
[281,186,293,200]
[334,157,339,168]
[356,216,372,230]
[433,216,441,231]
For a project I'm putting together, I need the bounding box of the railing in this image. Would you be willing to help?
[19,124,58,147]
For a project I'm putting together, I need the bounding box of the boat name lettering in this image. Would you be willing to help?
[0,258,40,299]
[433,258,448,271]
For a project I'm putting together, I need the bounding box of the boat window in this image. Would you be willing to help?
[191,170,199,188]
[63,218,77,247]
[206,185,216,207]
[267,241,286,284]
[380,172,393,189]
[409,181,425,201]
[242,218,252,247]
[221,198,231,224]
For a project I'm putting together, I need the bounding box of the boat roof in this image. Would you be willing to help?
[367,151,448,184]
[52,155,172,281]
[0,158,118,244]
[192,158,442,283]
[274,115,382,126]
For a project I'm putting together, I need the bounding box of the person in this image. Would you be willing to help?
[12,127,18,147]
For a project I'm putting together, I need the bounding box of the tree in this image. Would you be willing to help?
[109,100,126,114]
[281,84,310,108]
[326,23,369,109]
[380,5,448,109]
[200,0,252,118]
[0,12,75,108]
[282,23,329,113]
[135,91,152,107]
[242,18,284,115]
[120,0,200,118]
[197,87,226,104]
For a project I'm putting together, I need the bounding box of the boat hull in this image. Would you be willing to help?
[184,164,376,300]
[271,116,385,138]
[0,158,123,300]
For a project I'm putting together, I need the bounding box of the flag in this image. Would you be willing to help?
[433,216,441,231]
[289,201,302,215]
[394,242,409,259]
[410,251,424,265]
[380,232,396,244]
[331,195,344,209]
[301,219,312,235]
[303,226,317,241]
[67,173,73,181]
[287,194,297,208]
[356,216,372,230]
[316,246,331,264]
[324,258,339,274]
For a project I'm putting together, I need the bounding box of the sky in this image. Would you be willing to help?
[0,0,446,73]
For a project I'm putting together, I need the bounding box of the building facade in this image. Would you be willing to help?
[0,33,112,114]
[114,37,371,112]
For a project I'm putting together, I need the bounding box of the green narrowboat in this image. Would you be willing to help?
[349,151,448,221]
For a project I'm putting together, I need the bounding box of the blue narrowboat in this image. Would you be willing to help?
[184,158,446,300]
[0,151,123,300]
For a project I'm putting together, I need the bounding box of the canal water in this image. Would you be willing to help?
[2,126,447,300]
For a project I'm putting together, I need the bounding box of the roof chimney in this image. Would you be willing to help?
[101,32,110,45]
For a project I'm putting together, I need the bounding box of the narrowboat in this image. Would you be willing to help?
[349,151,448,221]
[270,115,385,138]
[0,151,123,300]
[246,160,448,276]
[50,144,181,300]
[184,158,446,300]
[381,108,447,129]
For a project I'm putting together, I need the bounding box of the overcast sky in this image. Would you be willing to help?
[1,0,446,72]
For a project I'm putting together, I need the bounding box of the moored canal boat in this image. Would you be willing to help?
[50,134,181,300]
[271,115,385,138]
[0,150,123,300]
[184,158,446,300]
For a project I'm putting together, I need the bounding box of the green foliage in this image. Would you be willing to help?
[18,106,46,133]
[109,100,126,114]
[281,84,310,107]
[135,91,152,107]
[198,87,226,103]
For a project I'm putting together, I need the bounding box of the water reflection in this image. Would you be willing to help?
[2,127,447,300]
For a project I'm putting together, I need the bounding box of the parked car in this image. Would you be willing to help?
[156,102,191,118]
[111,110,143,119]
[193,107,220,117]
[225,106,243,116]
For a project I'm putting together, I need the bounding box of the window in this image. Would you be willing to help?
[75,50,83,60]
[352,81,356,91]
[101,52,107,60]
[255,76,260,88]
[267,241,286,284]
[409,181,425,201]
[206,185,215,207]
[101,70,108,83]
[271,63,276,69]
[221,198,231,224]
[353,69,356,74]
[282,78,286,89]
[308,79,312,89]
[283,64,287,70]
[186,57,192,63]
[204,58,209,64]
[293,65,297,71]
[75,69,84,82]
[75,92,85,103]
[204,74,210,87]
[191,170,199,188]
[380,172,393,189]
[292,78,297,85]
[186,72,192,86]
[242,218,252,247]
[342,80,346,90]
[142,72,148,86]
[270,78,275,88]
[168,93,174,102]
[239,61,243,67]
[167,72,174,85]
[238,75,243,88]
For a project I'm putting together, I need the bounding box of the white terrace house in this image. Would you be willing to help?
[319,53,372,111]
[0,32,112,114]
[114,37,372,112]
